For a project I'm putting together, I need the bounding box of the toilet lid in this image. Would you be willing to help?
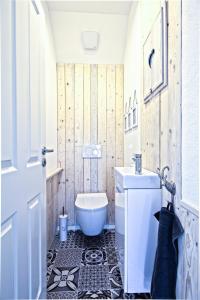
[75,193,108,210]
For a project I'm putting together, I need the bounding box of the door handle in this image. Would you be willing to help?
[42,147,54,155]
[148,48,155,68]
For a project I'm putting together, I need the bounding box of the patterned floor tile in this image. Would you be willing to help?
[46,230,134,298]
[47,265,54,283]
[49,237,60,250]
[55,248,83,267]
[81,247,107,266]
[123,293,150,299]
[109,265,123,289]
[84,234,105,248]
[78,265,111,291]
[47,249,58,282]
[124,293,136,299]
[105,247,118,265]
[103,230,115,247]
[47,291,78,299]
[111,289,124,299]
[78,290,112,299]
[47,266,79,293]
[47,249,58,266]
[61,231,86,249]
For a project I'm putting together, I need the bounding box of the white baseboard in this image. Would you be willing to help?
[67,224,115,232]
[68,224,80,231]
[104,224,115,230]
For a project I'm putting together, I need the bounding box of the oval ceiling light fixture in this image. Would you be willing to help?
[81,31,99,51]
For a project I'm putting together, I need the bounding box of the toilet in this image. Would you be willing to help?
[75,193,108,236]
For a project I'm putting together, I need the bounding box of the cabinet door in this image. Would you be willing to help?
[151,10,164,91]
[126,189,161,293]
[143,4,167,103]
[143,32,152,100]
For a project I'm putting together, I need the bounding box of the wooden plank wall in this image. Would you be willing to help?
[57,64,124,225]
[46,171,62,249]
[141,1,199,299]
[90,65,98,192]
[65,64,75,224]
[57,65,66,215]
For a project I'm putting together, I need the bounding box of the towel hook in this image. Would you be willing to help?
[157,166,176,203]
[161,166,170,182]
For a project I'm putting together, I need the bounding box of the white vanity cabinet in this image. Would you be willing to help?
[115,167,162,293]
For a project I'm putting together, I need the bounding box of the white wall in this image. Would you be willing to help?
[123,2,141,166]
[182,0,199,210]
[41,3,58,175]
[49,11,128,63]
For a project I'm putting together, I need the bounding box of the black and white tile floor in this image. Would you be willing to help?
[47,230,150,299]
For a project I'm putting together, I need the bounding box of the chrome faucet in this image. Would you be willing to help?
[132,153,142,175]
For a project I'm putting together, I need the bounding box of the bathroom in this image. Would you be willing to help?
[1,0,199,299]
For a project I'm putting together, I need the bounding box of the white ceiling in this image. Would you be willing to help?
[46,1,133,15]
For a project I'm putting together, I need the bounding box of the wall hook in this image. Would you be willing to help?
[161,165,170,183]
[157,165,176,200]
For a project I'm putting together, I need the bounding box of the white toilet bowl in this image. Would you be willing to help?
[75,193,108,236]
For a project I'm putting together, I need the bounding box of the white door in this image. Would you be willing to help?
[1,1,46,299]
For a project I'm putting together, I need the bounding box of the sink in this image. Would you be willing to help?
[114,167,161,189]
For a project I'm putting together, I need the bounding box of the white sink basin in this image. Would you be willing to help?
[114,167,161,189]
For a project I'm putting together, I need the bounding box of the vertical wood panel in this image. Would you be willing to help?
[106,65,116,224]
[98,65,107,192]
[142,94,160,171]
[65,64,75,225]
[74,64,84,204]
[57,64,66,215]
[164,0,182,202]
[83,64,91,192]
[46,178,53,249]
[57,63,124,225]
[90,65,98,192]
[115,65,124,167]
[46,173,61,249]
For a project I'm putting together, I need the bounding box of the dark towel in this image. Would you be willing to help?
[151,203,184,299]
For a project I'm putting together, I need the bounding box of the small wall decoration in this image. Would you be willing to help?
[132,90,138,129]
[128,97,132,129]
[124,90,138,133]
[124,102,129,132]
